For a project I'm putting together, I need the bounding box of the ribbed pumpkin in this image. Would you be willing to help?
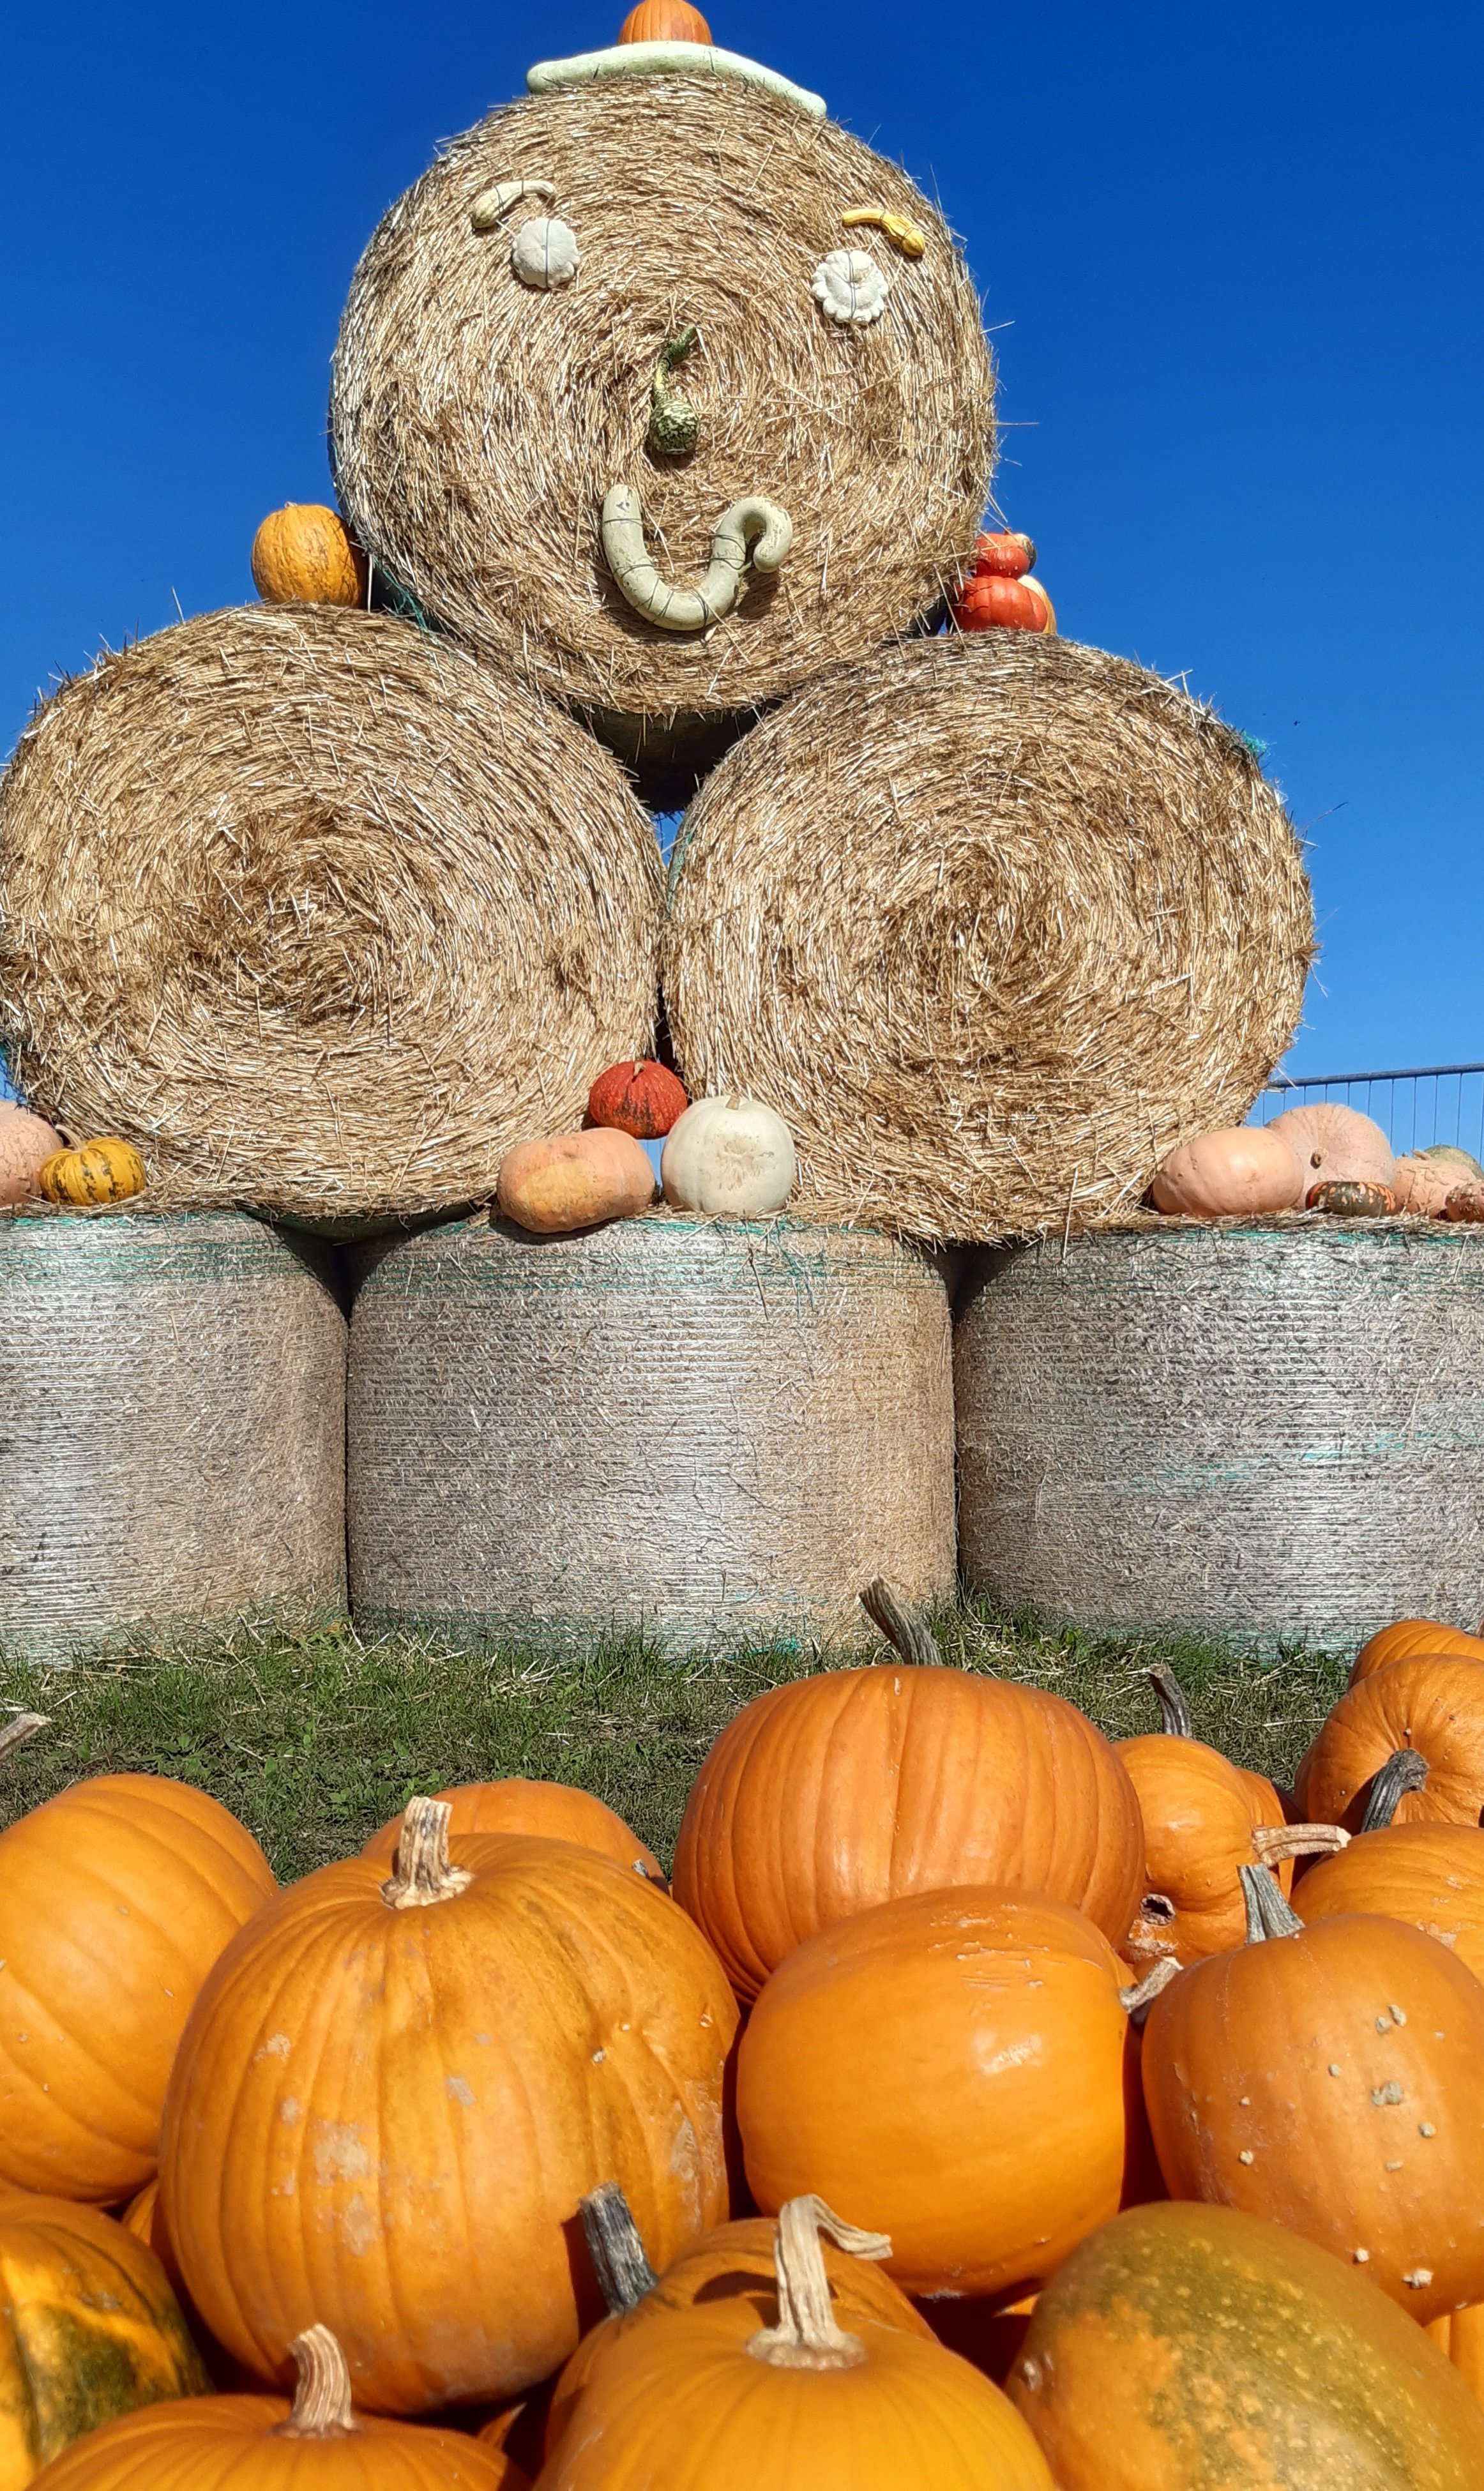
[1008,2200,1484,2488]
[1296,1654,1484,1832]
[1351,1618,1484,1686]
[1293,1821,1484,1981]
[360,1781,662,1884]
[541,2186,934,2455]
[617,0,713,40]
[160,1805,737,2413]
[1141,1867,1484,2324]
[25,2325,526,2491]
[0,2188,207,2483]
[1428,2307,1484,2415]
[37,1139,145,1206]
[1265,1099,1396,1195]
[0,1775,275,2201]
[534,2195,1055,2490]
[250,504,368,608]
[673,1589,1143,2000]
[738,1887,1148,2301]
[586,1060,688,1142]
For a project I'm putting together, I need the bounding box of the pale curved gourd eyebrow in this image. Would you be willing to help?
[469,178,557,233]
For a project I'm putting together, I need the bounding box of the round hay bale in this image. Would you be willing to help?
[955,1217,1484,1656]
[0,1209,346,1661]
[662,634,1315,1241]
[329,79,996,801]
[0,607,663,1228]
[347,1211,955,1647]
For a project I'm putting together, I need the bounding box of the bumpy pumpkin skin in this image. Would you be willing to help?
[1116,1734,1291,1966]
[1294,1822,1484,1982]
[738,1889,1133,2300]
[544,2213,934,2455]
[0,2190,207,2485]
[1296,1655,1484,1830]
[1008,2200,1484,2490]
[22,2392,526,2490]
[160,1830,738,2413]
[0,1775,275,2202]
[360,1780,663,1884]
[1142,1909,1484,2324]
[1350,1619,1484,1687]
[672,1666,1144,2001]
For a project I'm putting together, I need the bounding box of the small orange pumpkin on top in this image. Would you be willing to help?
[617,0,713,40]
[587,1058,688,1140]
[39,1137,146,1205]
[251,504,368,608]
[952,531,1055,635]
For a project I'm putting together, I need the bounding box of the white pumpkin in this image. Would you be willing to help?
[661,1094,796,1217]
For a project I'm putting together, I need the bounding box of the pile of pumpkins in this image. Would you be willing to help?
[5,1600,1484,2487]
[0,1109,146,1209]
[1151,1096,1484,1223]
[496,1057,796,1234]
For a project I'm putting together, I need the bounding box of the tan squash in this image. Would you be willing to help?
[0,1107,63,1208]
[496,1129,658,1234]
[1149,1125,1303,1218]
[1265,1100,1395,1195]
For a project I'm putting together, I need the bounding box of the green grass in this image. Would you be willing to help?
[0,1601,1350,1883]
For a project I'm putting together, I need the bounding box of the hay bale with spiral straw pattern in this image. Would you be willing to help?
[330,77,996,803]
[662,633,1315,1242]
[0,607,663,1230]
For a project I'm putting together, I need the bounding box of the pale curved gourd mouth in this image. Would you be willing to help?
[601,484,793,633]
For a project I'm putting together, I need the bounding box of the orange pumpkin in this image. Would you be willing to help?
[1008,2200,1484,2488]
[1293,1821,1484,1982]
[1141,1866,1484,2324]
[1350,1618,1484,1686]
[1428,2306,1484,2415]
[1266,1099,1395,1195]
[495,1129,658,1234]
[160,1804,737,2413]
[738,1887,1144,2301]
[534,2195,1055,2491]
[250,504,368,608]
[1443,1182,1484,1223]
[1306,1177,1397,1215]
[0,1775,275,2202]
[1295,1654,1484,1832]
[973,531,1036,579]
[1149,1124,1303,1217]
[360,1780,663,1884]
[543,2185,934,2454]
[953,573,1054,635]
[26,2324,527,2490]
[586,1059,688,1141]
[38,1138,146,1205]
[617,0,713,38]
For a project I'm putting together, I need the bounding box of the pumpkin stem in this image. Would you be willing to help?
[1250,1822,1351,1866]
[277,2326,357,2438]
[380,1798,473,1911]
[0,1713,49,1766]
[580,2184,660,2316]
[1360,1747,1430,1833]
[748,2195,891,2374]
[1147,1664,1193,1739]
[1239,1864,1306,1943]
[1118,1957,1183,2024]
[861,1579,941,1669]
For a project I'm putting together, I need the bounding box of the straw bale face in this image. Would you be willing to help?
[662,635,1315,1242]
[0,608,663,1227]
[330,81,995,778]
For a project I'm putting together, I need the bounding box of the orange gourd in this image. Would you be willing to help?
[1008,2200,1484,2488]
[1428,2307,1484,2415]
[27,2324,527,2490]
[535,2195,1055,2490]
[1306,1177,1397,1215]
[1293,1821,1484,1982]
[38,1138,145,1205]
[1140,1866,1484,2324]
[586,1059,688,1141]
[1265,1099,1395,1195]
[1295,1654,1484,1832]
[0,1774,275,2202]
[672,1586,1144,2001]
[250,505,368,608]
[495,1128,657,1234]
[1149,1123,1303,1217]
[738,1886,1151,2301]
[360,1780,663,1882]
[160,1804,737,2413]
[1444,1182,1484,1223]
[617,0,713,39]
[972,531,1036,579]
[1351,1618,1484,1686]
[953,573,1054,634]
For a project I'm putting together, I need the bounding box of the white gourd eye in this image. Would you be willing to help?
[511,215,580,291]
[812,248,890,328]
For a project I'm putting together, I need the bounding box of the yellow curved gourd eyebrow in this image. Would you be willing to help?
[470,179,557,234]
[841,206,926,260]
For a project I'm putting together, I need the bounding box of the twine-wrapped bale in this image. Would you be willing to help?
[662,634,1315,1241]
[0,607,663,1228]
[956,1217,1484,1656]
[0,1209,345,1662]
[330,79,996,803]
[347,1211,955,1647]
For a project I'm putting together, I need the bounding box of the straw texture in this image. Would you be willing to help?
[331,79,995,795]
[347,1211,956,1648]
[0,607,663,1227]
[663,633,1315,1242]
[956,1217,1484,1655]
[0,1209,346,1662]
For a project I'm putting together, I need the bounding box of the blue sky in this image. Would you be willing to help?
[3,1,1479,1080]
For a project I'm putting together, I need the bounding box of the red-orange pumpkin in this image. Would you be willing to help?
[617,0,712,39]
[360,1780,663,1882]
[1295,1654,1484,1833]
[1350,1618,1484,1686]
[973,531,1036,579]
[586,1059,688,1141]
[953,573,1054,635]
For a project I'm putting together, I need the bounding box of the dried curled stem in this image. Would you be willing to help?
[580,2184,660,2317]
[276,2326,357,2438]
[748,2196,891,2373]
[861,1577,942,1669]
[381,1798,473,1911]
[1239,1863,1306,1942]
[0,1714,49,1767]
[1146,1663,1193,1739]
[1360,1748,1430,1833]
[1119,1957,1183,2024]
[1250,1822,1350,1867]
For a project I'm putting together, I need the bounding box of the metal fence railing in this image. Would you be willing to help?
[1252,1064,1484,1161]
